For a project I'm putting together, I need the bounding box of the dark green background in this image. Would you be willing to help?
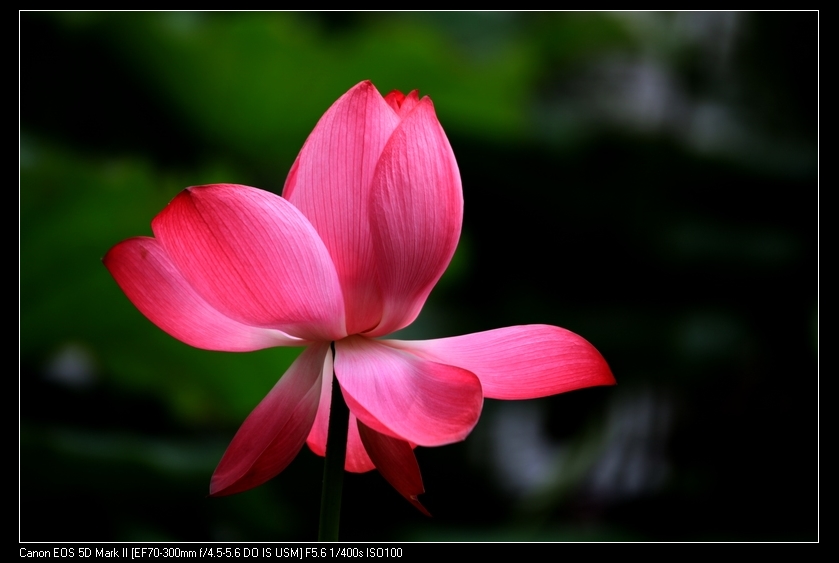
[20,12,817,541]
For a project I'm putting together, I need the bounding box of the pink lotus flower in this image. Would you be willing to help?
[104,81,614,513]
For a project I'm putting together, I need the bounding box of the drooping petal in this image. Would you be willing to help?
[304,347,332,458]
[305,351,375,473]
[357,420,430,516]
[366,97,463,337]
[388,325,616,400]
[334,337,482,447]
[152,184,346,342]
[210,343,328,496]
[283,81,401,335]
[346,414,376,473]
[104,237,301,351]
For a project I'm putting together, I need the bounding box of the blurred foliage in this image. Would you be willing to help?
[20,11,816,541]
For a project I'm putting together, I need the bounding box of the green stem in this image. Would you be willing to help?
[318,342,349,542]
